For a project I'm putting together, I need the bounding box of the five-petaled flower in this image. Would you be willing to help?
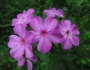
[58,20,80,49]
[12,9,34,27]
[43,8,64,18]
[29,16,63,53]
[8,25,34,58]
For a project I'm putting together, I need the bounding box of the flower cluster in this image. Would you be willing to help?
[8,8,80,70]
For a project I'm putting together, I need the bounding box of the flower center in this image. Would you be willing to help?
[41,30,47,36]
[21,39,25,44]
[21,17,25,21]
[66,30,71,36]
[52,10,56,14]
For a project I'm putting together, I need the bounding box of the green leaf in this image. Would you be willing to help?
[38,53,50,62]
[74,46,90,59]
[62,59,78,70]
[80,59,87,65]
[74,0,85,6]
[66,0,75,4]
[62,54,77,62]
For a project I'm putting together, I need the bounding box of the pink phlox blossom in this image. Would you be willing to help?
[17,56,38,70]
[8,25,34,58]
[12,9,35,27]
[43,8,64,18]
[58,20,80,49]
[29,16,63,53]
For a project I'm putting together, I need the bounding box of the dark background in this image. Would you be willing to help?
[0,0,90,70]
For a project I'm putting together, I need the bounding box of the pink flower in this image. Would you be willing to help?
[17,56,38,70]
[12,9,34,27]
[29,16,63,53]
[43,8,64,18]
[58,20,80,49]
[8,25,34,58]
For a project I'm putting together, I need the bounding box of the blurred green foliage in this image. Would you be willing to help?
[0,0,90,70]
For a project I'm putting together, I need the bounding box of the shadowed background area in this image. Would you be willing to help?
[0,0,90,70]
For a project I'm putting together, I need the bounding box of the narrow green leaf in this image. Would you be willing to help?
[62,59,78,70]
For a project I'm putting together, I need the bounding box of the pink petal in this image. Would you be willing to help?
[26,59,33,70]
[12,19,19,26]
[57,24,67,32]
[25,44,33,58]
[25,32,33,44]
[48,8,56,17]
[8,35,20,48]
[43,9,49,13]
[26,9,35,15]
[30,31,40,44]
[47,30,63,43]
[37,37,52,53]
[43,9,54,17]
[30,56,38,63]
[25,15,34,24]
[17,57,25,66]
[71,24,76,30]
[32,35,40,44]
[26,44,32,50]
[71,24,80,35]
[51,8,56,10]
[45,8,56,17]
[23,10,27,14]
[13,25,26,38]
[44,17,58,31]
[61,20,71,30]
[10,44,24,58]
[29,16,43,31]
[49,12,56,17]
[56,9,64,18]
[61,36,72,50]
[70,35,80,46]
[71,29,80,35]
[17,13,23,18]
